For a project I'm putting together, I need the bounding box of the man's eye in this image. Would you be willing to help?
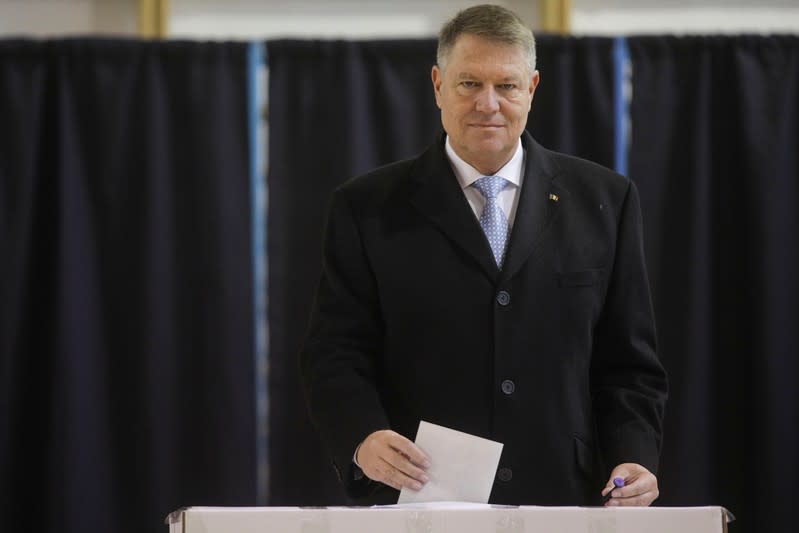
[500,83,516,90]
[461,81,477,88]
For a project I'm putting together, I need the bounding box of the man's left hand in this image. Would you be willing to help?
[601,463,659,506]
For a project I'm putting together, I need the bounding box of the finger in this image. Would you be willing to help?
[606,478,658,506]
[377,457,425,491]
[601,475,627,500]
[385,433,431,469]
[606,490,658,507]
[357,438,396,482]
[379,447,430,484]
[609,475,655,499]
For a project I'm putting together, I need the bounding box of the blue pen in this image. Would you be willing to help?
[602,476,625,504]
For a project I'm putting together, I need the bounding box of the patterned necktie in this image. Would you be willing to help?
[472,175,511,268]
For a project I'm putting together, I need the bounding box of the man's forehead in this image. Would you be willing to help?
[448,36,527,64]
[454,70,525,81]
[451,33,524,53]
[447,54,530,78]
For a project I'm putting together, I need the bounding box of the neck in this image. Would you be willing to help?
[463,153,512,176]
[447,141,518,176]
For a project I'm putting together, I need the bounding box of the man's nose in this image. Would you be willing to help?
[475,86,500,113]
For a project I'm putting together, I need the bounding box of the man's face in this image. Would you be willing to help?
[432,34,539,175]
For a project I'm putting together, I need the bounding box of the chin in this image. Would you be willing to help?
[469,138,509,155]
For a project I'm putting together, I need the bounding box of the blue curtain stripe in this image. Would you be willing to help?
[613,36,631,176]
[248,40,269,505]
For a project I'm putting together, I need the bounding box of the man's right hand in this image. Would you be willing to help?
[356,429,431,491]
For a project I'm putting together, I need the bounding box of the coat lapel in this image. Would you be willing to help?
[407,132,567,284]
[407,136,500,281]
[500,132,567,283]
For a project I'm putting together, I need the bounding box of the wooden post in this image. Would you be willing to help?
[139,0,169,38]
[539,0,572,34]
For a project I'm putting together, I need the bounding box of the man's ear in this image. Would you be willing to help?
[528,70,541,109]
[431,65,443,108]
[529,70,541,93]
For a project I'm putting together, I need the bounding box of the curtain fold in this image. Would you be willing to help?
[0,39,256,533]
[628,35,799,533]
[266,36,615,505]
[266,38,441,505]
[530,35,615,169]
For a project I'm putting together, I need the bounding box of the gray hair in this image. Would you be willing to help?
[437,4,536,73]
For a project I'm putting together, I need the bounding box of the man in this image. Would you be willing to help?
[301,4,667,506]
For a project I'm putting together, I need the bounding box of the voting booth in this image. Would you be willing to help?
[166,505,733,533]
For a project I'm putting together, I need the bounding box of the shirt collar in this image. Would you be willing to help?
[445,136,524,190]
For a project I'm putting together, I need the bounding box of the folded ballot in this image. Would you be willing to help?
[398,421,503,504]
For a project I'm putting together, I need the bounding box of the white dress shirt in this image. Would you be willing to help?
[444,136,525,229]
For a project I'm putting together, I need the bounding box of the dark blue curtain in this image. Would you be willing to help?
[4,33,794,533]
[628,36,799,533]
[0,40,255,533]
[529,35,615,168]
[266,36,615,506]
[266,38,441,505]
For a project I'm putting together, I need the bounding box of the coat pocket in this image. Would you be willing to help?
[557,269,603,287]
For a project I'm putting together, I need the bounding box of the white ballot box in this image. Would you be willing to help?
[166,504,733,533]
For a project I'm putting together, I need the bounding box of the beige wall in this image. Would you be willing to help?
[0,0,797,38]
[0,0,136,36]
[571,0,799,35]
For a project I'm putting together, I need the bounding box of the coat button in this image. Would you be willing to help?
[498,467,513,482]
[501,379,515,395]
[496,290,510,306]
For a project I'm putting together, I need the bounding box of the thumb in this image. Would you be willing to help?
[603,465,631,493]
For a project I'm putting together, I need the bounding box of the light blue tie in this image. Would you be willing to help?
[472,175,511,268]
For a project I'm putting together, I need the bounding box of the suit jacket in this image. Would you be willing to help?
[300,131,668,505]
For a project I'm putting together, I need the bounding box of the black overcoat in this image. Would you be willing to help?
[301,131,668,505]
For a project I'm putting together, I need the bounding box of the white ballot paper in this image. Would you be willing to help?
[397,421,503,504]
